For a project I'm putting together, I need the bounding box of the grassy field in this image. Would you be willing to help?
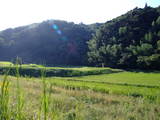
[0,62,160,120]
[47,72,160,97]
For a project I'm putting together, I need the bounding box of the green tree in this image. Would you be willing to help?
[136,43,153,56]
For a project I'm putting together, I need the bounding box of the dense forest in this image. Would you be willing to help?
[88,5,160,69]
[0,5,160,69]
[0,21,100,65]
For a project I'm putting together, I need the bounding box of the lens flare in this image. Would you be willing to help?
[52,24,58,30]
[52,23,68,41]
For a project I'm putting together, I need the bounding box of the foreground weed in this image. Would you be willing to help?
[39,68,50,120]
[15,64,25,119]
[0,68,11,120]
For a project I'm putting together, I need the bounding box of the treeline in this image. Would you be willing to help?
[88,5,160,69]
[0,5,160,69]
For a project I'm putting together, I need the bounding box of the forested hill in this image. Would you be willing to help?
[0,20,101,65]
[0,5,160,69]
[88,5,160,69]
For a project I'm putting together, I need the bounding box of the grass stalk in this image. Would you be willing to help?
[15,63,25,120]
[40,68,49,120]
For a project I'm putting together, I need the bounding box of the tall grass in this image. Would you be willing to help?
[0,63,25,120]
[39,68,50,120]
[0,66,53,120]
[15,64,25,120]
[0,68,11,120]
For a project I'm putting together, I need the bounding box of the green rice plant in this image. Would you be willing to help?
[46,78,160,99]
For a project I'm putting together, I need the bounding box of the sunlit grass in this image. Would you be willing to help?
[63,71,160,87]
[44,77,160,98]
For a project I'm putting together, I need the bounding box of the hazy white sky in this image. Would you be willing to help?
[0,0,159,30]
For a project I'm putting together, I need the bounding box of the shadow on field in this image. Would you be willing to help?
[0,66,123,77]
[124,68,160,74]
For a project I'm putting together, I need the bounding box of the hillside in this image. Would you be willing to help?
[0,20,101,65]
[0,5,160,69]
[88,5,160,69]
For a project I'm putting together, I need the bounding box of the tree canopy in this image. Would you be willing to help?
[88,6,160,69]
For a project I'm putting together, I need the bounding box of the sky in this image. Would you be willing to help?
[0,0,159,31]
